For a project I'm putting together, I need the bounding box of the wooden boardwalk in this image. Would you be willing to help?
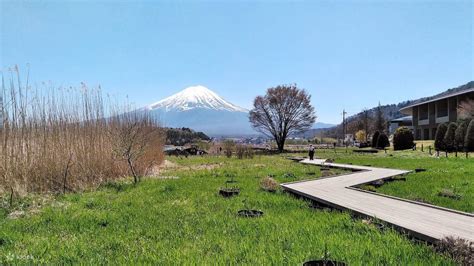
[281,159,474,243]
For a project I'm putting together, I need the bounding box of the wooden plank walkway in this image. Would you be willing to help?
[281,159,474,243]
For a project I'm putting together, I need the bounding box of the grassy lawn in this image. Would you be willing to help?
[0,154,459,264]
[312,148,473,213]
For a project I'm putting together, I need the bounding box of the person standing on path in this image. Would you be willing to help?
[308,144,315,160]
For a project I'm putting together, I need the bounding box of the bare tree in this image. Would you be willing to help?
[111,112,163,184]
[458,99,474,120]
[249,84,316,152]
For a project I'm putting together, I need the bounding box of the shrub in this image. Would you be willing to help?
[244,146,255,159]
[371,131,380,148]
[434,123,448,151]
[465,119,474,152]
[393,127,414,150]
[236,144,254,159]
[223,140,235,158]
[260,176,279,192]
[435,236,473,265]
[376,133,390,149]
[443,122,458,152]
[111,113,164,184]
[236,144,245,159]
[455,121,469,150]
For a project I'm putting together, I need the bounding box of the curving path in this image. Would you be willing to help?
[281,159,474,243]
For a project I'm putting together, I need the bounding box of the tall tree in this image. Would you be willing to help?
[375,102,386,132]
[362,109,370,142]
[249,84,316,152]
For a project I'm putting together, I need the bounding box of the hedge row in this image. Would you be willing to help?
[435,119,474,152]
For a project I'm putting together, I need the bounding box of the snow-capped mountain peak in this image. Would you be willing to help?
[148,85,248,112]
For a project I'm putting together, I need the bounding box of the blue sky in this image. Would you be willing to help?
[1,0,472,124]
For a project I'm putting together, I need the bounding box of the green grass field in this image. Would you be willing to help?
[1,152,468,264]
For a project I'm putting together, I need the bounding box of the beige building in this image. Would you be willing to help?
[399,88,474,140]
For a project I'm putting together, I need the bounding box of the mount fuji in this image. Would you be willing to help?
[145,85,254,136]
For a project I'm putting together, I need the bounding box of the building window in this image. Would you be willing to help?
[419,104,429,120]
[437,99,448,117]
[423,128,429,140]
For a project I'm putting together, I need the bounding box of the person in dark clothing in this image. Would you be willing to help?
[308,144,315,160]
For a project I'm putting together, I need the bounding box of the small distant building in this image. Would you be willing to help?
[399,88,474,140]
[389,116,413,135]
[344,134,354,144]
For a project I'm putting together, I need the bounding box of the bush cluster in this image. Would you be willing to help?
[393,127,415,150]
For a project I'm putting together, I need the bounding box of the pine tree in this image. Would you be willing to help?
[362,109,370,142]
[375,102,385,132]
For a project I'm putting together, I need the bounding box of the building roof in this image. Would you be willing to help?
[399,87,474,114]
[390,116,412,122]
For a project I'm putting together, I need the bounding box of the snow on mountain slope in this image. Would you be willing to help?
[148,85,247,112]
[144,85,253,136]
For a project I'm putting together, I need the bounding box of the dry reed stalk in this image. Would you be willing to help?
[0,66,164,195]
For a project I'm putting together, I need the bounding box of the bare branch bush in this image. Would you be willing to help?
[110,112,164,184]
[223,140,235,158]
[236,144,254,159]
[0,66,164,195]
[458,99,474,120]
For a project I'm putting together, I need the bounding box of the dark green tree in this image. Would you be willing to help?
[393,127,414,150]
[443,122,457,152]
[434,123,448,151]
[376,133,390,149]
[465,119,474,152]
[455,121,469,151]
[371,131,380,148]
